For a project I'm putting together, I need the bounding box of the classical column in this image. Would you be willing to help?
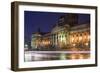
[52,34,54,46]
[56,33,58,46]
[54,34,55,46]
[55,34,56,46]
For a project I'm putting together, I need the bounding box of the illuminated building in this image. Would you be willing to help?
[51,24,70,49]
[69,24,90,50]
[31,29,51,49]
[31,31,42,49]
[31,14,90,51]
[50,14,90,50]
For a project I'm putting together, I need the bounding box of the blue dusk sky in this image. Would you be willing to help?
[24,11,90,42]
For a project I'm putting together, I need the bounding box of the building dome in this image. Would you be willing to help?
[51,24,70,34]
[32,33,41,38]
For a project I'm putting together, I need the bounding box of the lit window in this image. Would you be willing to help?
[72,44,76,46]
[79,34,82,41]
[85,43,88,46]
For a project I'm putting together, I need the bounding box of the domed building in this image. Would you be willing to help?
[31,32,42,49]
[31,28,51,50]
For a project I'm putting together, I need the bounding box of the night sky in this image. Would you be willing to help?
[24,11,90,42]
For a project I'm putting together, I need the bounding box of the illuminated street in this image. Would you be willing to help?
[24,50,90,61]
